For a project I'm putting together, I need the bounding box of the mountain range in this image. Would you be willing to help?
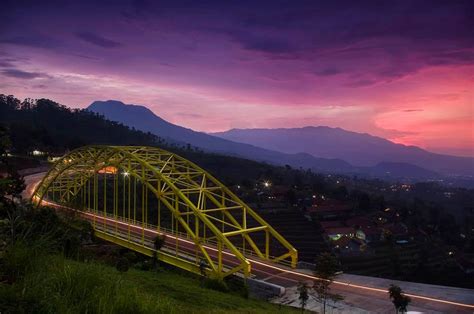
[88,101,352,173]
[212,127,473,176]
[87,100,473,181]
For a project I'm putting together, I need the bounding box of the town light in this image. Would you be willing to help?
[123,171,129,177]
[264,181,271,188]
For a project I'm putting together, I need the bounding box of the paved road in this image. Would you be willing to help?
[26,172,474,313]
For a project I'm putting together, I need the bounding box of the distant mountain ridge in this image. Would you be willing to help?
[87,100,352,173]
[212,127,474,176]
[87,100,471,181]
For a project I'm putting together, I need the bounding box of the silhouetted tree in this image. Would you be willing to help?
[297,281,309,313]
[388,284,411,313]
[152,234,166,268]
[314,253,343,313]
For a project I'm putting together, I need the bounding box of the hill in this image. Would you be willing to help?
[1,249,296,313]
[88,100,457,181]
[0,95,160,154]
[88,100,353,174]
[212,127,474,176]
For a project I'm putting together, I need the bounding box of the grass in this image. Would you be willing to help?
[0,243,298,314]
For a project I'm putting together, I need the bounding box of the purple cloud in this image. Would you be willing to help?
[1,69,49,79]
[75,32,122,48]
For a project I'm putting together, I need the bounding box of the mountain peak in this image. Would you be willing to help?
[88,100,155,115]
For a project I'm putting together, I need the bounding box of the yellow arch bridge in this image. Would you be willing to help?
[32,146,298,279]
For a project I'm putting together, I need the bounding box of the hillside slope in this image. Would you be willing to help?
[88,100,353,173]
[212,127,474,176]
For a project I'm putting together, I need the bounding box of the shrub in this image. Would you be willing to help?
[116,257,130,273]
[203,278,229,292]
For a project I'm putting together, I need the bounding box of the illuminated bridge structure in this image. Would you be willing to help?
[32,145,298,279]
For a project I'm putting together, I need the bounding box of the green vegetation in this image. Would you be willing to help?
[1,93,472,289]
[0,194,297,313]
[313,253,343,314]
[1,245,297,313]
[0,94,160,154]
[388,284,411,314]
[0,122,298,313]
[297,282,309,313]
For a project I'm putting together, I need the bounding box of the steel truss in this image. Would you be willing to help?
[33,145,298,278]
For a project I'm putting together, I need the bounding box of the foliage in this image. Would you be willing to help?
[154,234,166,250]
[297,281,309,312]
[388,284,411,313]
[202,278,230,293]
[0,249,298,313]
[0,125,25,208]
[0,94,160,154]
[314,253,339,280]
[313,253,343,314]
[116,257,130,272]
[0,201,296,313]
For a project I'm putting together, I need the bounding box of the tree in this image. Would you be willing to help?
[0,126,25,208]
[388,284,411,313]
[314,253,343,314]
[153,234,166,251]
[152,234,166,268]
[297,281,309,313]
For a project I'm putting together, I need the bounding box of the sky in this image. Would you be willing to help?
[1,0,473,157]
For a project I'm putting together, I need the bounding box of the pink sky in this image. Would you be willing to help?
[1,1,473,156]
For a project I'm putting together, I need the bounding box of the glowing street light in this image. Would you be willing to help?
[123,171,129,177]
[264,181,271,188]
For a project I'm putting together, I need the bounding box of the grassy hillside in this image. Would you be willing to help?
[1,245,297,314]
[0,202,297,314]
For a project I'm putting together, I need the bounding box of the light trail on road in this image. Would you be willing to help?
[28,169,474,312]
[37,198,474,310]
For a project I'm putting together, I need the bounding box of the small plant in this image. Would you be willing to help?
[153,234,166,250]
[151,234,166,268]
[203,278,229,292]
[297,281,309,313]
[123,251,138,263]
[116,257,130,273]
[314,252,344,314]
[388,284,411,313]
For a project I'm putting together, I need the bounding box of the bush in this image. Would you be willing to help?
[228,279,249,299]
[116,257,130,273]
[123,251,138,263]
[203,278,229,292]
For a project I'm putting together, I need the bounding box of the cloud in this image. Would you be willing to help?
[0,34,61,49]
[75,32,122,48]
[175,112,203,118]
[345,79,378,88]
[426,50,474,66]
[223,29,299,55]
[1,69,49,79]
[314,67,342,76]
[0,61,13,67]
[403,109,424,112]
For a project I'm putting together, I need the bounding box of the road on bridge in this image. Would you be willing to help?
[24,172,474,313]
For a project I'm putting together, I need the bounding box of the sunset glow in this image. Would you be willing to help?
[1,1,472,156]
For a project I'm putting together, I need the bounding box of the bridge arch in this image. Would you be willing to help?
[33,145,297,278]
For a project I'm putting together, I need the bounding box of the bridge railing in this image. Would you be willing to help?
[81,207,294,269]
